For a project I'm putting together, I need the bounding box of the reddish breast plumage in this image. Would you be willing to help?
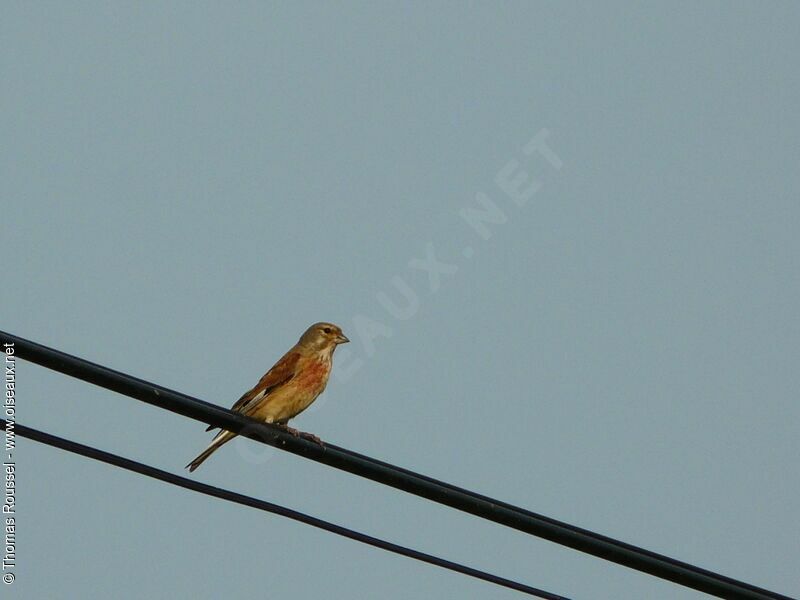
[251,352,332,424]
[295,357,331,392]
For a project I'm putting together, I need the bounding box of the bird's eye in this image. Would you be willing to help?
[323,327,332,334]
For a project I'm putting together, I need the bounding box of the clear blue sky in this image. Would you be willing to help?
[2,3,798,599]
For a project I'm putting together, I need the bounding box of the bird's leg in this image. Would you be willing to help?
[275,423,300,437]
[274,423,324,447]
[299,431,325,447]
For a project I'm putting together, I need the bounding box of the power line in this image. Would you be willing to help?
[1,329,792,600]
[2,419,565,599]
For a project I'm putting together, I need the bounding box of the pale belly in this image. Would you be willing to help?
[250,363,330,424]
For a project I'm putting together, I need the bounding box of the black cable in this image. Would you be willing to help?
[1,330,792,600]
[2,419,566,600]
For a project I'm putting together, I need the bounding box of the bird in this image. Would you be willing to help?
[186,322,349,472]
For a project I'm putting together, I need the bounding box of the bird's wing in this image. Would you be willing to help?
[205,349,301,431]
[233,349,301,413]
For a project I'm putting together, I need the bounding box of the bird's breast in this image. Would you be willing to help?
[255,357,332,424]
[295,357,332,391]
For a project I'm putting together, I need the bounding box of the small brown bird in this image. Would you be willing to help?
[186,322,349,472]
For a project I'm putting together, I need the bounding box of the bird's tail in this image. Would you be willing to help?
[186,429,236,472]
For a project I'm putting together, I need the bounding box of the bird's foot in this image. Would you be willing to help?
[274,424,323,447]
[299,431,325,447]
[275,424,300,437]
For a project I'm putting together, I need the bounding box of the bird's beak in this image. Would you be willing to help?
[336,334,350,344]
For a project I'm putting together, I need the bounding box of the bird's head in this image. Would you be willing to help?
[298,322,350,353]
